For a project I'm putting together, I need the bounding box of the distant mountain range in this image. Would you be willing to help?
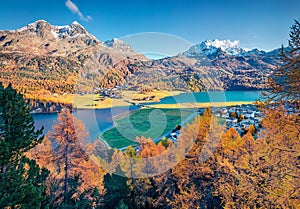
[0,20,281,95]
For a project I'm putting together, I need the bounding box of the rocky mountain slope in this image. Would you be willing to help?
[0,20,281,96]
[128,40,280,91]
[0,20,147,95]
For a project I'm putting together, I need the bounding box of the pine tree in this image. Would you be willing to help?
[103,165,131,209]
[0,83,44,172]
[0,83,49,208]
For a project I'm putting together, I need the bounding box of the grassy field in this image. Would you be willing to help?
[28,90,184,109]
[101,108,196,149]
[121,90,184,103]
[73,94,130,109]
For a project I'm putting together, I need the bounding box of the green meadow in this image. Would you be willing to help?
[101,108,196,149]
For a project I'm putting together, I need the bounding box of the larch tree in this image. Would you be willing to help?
[47,108,103,207]
[265,19,300,111]
[137,136,165,176]
[254,109,300,207]
[215,109,300,208]
[125,137,164,209]
[165,109,224,209]
[213,20,300,208]
[212,127,256,208]
[247,124,256,136]
[252,20,300,207]
[258,20,300,207]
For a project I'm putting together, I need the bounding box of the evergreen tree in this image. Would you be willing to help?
[0,83,44,172]
[103,165,131,209]
[0,83,49,208]
[115,199,129,209]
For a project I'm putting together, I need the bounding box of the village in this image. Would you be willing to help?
[211,104,263,136]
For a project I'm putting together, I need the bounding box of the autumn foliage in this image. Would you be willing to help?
[5,20,300,208]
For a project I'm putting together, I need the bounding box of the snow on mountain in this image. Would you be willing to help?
[183,42,218,58]
[0,19,102,56]
[51,26,70,38]
[51,21,89,38]
[205,39,240,51]
[71,21,80,25]
[16,19,48,32]
[14,19,97,41]
[184,39,247,57]
[241,48,267,56]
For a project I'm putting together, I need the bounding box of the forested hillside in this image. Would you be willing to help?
[0,19,299,209]
[0,20,281,99]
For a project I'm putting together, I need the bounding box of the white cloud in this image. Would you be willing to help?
[65,0,92,22]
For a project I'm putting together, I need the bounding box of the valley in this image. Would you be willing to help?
[1,0,299,207]
[0,20,281,107]
[0,20,270,150]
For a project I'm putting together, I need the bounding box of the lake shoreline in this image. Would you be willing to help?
[33,90,262,145]
[29,90,262,113]
[30,101,256,113]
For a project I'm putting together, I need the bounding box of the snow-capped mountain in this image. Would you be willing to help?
[0,19,148,91]
[183,39,246,58]
[15,20,93,40]
[241,48,267,56]
[0,20,101,55]
[0,20,281,93]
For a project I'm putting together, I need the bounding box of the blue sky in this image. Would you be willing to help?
[0,0,299,53]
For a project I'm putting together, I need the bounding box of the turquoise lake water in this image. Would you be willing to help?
[147,90,263,104]
[33,90,263,141]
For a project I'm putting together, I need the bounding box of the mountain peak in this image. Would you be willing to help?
[201,39,244,55]
[204,39,240,51]
[27,19,49,25]
[17,19,51,32]
[183,39,246,58]
[15,20,88,37]
[104,38,124,46]
[241,48,267,56]
[71,21,80,25]
[104,38,135,53]
[0,20,100,53]
[68,21,87,36]
[35,19,48,23]
[70,21,86,31]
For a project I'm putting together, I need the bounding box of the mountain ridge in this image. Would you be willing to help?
[0,20,281,96]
